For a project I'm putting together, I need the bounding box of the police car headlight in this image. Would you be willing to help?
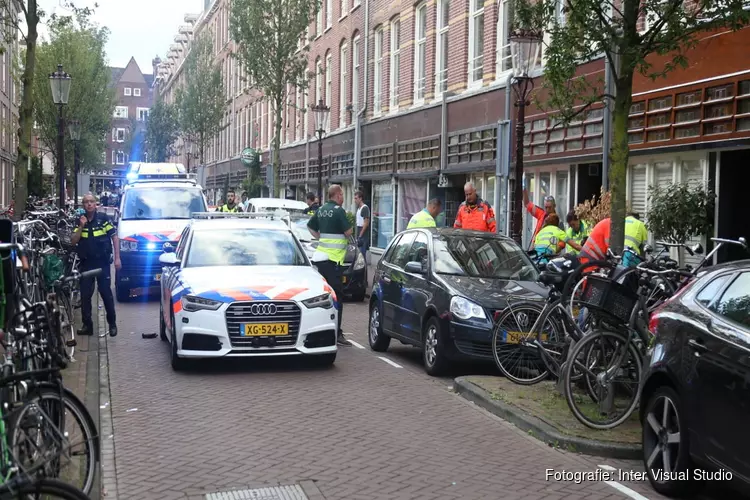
[119,240,137,252]
[450,296,487,321]
[181,295,222,312]
[352,252,365,271]
[302,293,333,309]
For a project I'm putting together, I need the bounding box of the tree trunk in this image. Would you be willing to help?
[609,71,635,254]
[13,1,39,219]
[273,94,283,198]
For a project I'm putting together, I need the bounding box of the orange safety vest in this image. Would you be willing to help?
[527,202,546,248]
[454,200,497,232]
[579,218,611,264]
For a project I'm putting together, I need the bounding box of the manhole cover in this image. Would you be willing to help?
[205,484,309,500]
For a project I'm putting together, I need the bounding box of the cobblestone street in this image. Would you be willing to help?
[99,294,681,500]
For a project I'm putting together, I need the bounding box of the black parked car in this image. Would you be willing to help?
[641,259,750,497]
[289,216,367,301]
[368,228,547,375]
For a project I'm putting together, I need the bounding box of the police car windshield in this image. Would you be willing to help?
[433,235,538,281]
[185,228,307,267]
[291,217,313,242]
[121,187,205,220]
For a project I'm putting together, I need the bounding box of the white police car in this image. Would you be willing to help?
[157,212,338,370]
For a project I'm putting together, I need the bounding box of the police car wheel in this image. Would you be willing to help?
[159,302,168,342]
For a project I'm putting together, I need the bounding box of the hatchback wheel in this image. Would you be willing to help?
[423,316,448,376]
[642,385,701,497]
[368,302,390,352]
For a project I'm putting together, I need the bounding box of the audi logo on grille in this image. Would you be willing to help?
[250,303,277,315]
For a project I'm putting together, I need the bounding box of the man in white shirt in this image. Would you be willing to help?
[354,191,370,262]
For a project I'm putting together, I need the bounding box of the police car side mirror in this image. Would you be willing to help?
[159,252,180,267]
[162,242,175,253]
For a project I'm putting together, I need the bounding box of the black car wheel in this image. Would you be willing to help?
[368,302,390,352]
[159,302,168,342]
[423,316,448,377]
[642,385,701,496]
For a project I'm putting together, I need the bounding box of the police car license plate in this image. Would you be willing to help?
[154,274,161,281]
[241,323,288,336]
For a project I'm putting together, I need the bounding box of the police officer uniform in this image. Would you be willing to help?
[304,203,320,216]
[307,200,350,343]
[75,212,117,335]
[217,203,241,212]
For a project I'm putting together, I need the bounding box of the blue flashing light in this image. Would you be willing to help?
[145,242,157,251]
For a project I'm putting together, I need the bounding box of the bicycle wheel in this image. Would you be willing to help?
[56,293,75,360]
[492,302,563,385]
[9,387,98,495]
[0,477,90,499]
[562,329,643,430]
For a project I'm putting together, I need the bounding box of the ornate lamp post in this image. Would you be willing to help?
[509,29,542,245]
[68,119,81,208]
[49,64,72,209]
[310,99,330,201]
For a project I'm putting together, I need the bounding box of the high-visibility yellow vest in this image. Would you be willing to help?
[407,209,436,229]
[534,225,567,257]
[218,204,241,212]
[315,202,349,265]
[624,216,648,253]
[565,221,590,254]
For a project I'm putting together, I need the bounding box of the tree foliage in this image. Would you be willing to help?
[230,0,318,194]
[175,30,225,169]
[647,182,715,244]
[513,0,750,252]
[33,11,114,187]
[240,154,264,198]
[145,96,180,162]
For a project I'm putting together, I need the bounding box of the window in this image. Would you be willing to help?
[113,106,128,119]
[712,272,750,328]
[352,35,360,111]
[325,52,332,130]
[407,232,430,267]
[696,274,732,307]
[124,87,132,96]
[339,43,348,127]
[435,0,450,96]
[115,128,126,143]
[353,0,360,7]
[326,0,332,28]
[389,232,416,269]
[315,59,323,106]
[115,151,126,165]
[186,229,307,268]
[340,0,347,17]
[316,4,323,34]
[303,91,309,138]
[433,235,538,280]
[133,88,142,97]
[121,186,207,221]
[468,0,485,86]
[389,19,400,110]
[496,0,512,77]
[373,28,383,114]
[413,4,427,103]
[137,107,150,121]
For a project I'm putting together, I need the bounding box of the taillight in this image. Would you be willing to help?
[648,278,694,335]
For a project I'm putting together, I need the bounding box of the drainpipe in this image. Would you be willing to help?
[601,54,612,191]
[353,0,370,193]
[305,136,310,194]
[497,72,514,236]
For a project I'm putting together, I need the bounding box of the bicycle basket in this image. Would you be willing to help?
[42,254,65,287]
[579,275,638,325]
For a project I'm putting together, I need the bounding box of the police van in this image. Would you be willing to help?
[114,162,208,301]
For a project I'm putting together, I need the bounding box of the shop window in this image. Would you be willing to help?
[372,181,394,248]
[400,180,427,230]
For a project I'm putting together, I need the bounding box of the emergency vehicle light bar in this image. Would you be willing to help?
[191,210,291,221]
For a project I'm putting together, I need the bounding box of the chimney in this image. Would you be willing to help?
[152,56,162,78]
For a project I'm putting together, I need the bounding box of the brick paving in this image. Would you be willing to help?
[102,296,681,500]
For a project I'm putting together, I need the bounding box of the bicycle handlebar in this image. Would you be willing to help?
[0,368,57,388]
[711,237,747,249]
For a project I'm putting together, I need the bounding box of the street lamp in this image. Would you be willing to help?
[509,29,542,245]
[310,99,330,201]
[68,119,81,209]
[49,64,72,210]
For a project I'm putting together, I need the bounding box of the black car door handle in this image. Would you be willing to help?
[688,339,708,353]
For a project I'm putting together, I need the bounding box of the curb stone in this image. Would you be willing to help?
[97,290,120,500]
[453,376,642,460]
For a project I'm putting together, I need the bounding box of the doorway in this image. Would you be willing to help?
[576,163,603,205]
[429,174,466,228]
[717,150,750,263]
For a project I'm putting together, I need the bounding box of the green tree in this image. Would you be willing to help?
[647,182,715,244]
[513,0,749,253]
[241,154,264,198]
[230,0,318,194]
[33,11,114,192]
[27,156,45,197]
[145,96,180,162]
[175,30,225,171]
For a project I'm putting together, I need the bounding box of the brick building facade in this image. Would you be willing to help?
[157,0,750,261]
[0,1,19,207]
[92,58,155,194]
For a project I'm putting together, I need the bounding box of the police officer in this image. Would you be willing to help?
[304,192,319,216]
[217,190,241,212]
[71,193,120,337]
[407,198,442,229]
[307,184,352,346]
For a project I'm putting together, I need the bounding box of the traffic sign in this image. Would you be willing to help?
[241,147,257,167]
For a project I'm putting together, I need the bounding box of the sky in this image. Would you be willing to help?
[38,0,204,72]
